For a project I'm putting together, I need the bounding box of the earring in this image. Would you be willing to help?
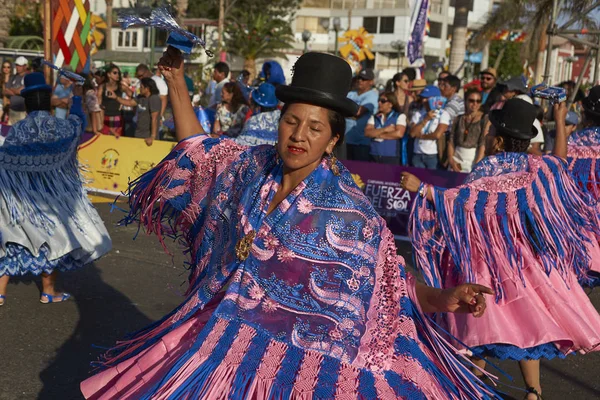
[329,153,340,176]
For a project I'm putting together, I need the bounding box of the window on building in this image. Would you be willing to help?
[379,17,394,33]
[296,16,328,33]
[302,0,331,7]
[331,0,366,8]
[363,17,378,34]
[429,21,442,38]
[450,0,474,10]
[374,0,397,8]
[117,31,138,48]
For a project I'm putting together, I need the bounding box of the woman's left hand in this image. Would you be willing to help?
[400,172,421,193]
[435,284,493,318]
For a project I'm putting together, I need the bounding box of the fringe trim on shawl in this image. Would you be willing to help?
[568,145,600,200]
[411,155,600,302]
[86,315,500,400]
[0,158,90,233]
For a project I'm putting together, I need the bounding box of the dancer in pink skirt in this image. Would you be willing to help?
[401,98,600,400]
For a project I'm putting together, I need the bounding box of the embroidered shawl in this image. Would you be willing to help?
[411,152,600,302]
[567,127,600,200]
[96,135,497,399]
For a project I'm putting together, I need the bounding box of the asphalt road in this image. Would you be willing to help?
[0,202,599,400]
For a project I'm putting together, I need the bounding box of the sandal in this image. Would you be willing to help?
[40,292,71,304]
[524,387,542,400]
[0,294,5,306]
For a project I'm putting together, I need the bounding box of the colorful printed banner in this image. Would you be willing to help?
[51,0,93,72]
[78,135,176,196]
[342,160,467,239]
[493,30,526,43]
[407,0,430,64]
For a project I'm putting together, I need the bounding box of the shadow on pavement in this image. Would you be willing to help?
[37,263,153,400]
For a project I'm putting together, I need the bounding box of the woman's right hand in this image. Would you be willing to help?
[400,172,421,193]
[157,46,185,84]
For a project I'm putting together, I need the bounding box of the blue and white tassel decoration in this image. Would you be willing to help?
[117,7,213,56]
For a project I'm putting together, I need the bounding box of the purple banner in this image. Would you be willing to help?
[407,0,430,64]
[341,160,467,239]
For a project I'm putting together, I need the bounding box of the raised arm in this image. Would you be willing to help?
[552,102,568,160]
[158,46,204,141]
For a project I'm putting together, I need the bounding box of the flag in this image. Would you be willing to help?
[407,0,430,64]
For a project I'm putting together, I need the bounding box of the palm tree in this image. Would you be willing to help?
[225,12,294,78]
[224,0,299,79]
[105,0,113,51]
[0,0,15,46]
[471,0,598,82]
[449,0,471,75]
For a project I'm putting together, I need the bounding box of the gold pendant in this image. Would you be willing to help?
[235,230,256,261]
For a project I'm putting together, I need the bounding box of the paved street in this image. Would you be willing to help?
[1,202,599,399]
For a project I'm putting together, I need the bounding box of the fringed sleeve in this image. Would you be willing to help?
[122,134,246,255]
[404,273,500,400]
[568,145,600,200]
[410,155,600,302]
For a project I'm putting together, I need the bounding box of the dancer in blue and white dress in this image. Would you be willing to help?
[0,72,112,305]
[235,82,280,147]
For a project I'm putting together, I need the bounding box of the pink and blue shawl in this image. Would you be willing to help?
[82,135,499,399]
[567,127,600,200]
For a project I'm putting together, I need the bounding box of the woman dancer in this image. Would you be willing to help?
[235,82,280,147]
[566,85,600,200]
[401,98,600,399]
[0,72,112,305]
[81,49,498,400]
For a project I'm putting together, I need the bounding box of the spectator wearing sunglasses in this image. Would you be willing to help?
[447,89,488,172]
[365,92,407,164]
[480,68,503,114]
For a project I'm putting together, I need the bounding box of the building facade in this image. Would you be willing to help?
[291,0,495,83]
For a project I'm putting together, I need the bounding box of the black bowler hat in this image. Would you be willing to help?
[489,98,539,140]
[275,52,359,117]
[582,85,600,117]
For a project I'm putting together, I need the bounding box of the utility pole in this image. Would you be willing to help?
[218,0,225,61]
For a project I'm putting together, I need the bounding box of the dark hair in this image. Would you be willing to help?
[380,91,401,113]
[136,63,150,75]
[584,110,600,126]
[82,74,95,93]
[464,88,481,101]
[222,81,247,112]
[279,103,346,148]
[214,61,230,77]
[140,77,159,95]
[402,68,417,81]
[392,72,409,83]
[107,63,121,84]
[441,74,461,90]
[500,134,531,153]
[24,91,52,113]
[240,69,250,78]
